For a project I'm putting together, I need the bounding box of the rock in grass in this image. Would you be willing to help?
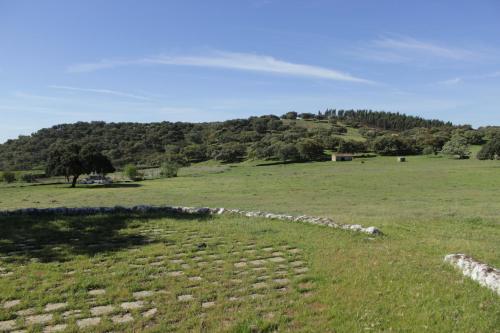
[133,290,155,299]
[3,299,21,309]
[444,253,500,295]
[0,320,16,331]
[111,313,134,324]
[88,289,106,296]
[142,307,157,318]
[177,294,194,302]
[120,301,144,310]
[90,305,115,316]
[26,314,53,325]
[76,317,101,328]
[44,302,67,312]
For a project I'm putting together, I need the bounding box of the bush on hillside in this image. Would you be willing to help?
[160,161,180,178]
[441,135,471,159]
[422,146,435,155]
[281,111,298,120]
[297,139,325,161]
[123,164,139,180]
[1,171,16,183]
[463,130,485,145]
[20,173,37,183]
[212,143,247,163]
[338,140,366,153]
[371,135,418,156]
[477,137,500,160]
[276,143,300,162]
[183,144,208,163]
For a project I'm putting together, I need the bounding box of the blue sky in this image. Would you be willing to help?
[1,0,500,143]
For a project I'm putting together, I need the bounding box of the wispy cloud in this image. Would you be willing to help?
[482,70,500,78]
[437,77,463,85]
[68,51,374,84]
[355,34,483,63]
[67,59,135,73]
[49,85,152,101]
[373,36,477,60]
[434,70,500,85]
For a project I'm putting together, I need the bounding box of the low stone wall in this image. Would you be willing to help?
[0,205,382,235]
[218,208,381,235]
[444,253,500,295]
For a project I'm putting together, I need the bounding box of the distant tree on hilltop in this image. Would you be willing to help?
[281,111,298,120]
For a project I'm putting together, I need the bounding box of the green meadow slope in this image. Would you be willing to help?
[1,155,499,332]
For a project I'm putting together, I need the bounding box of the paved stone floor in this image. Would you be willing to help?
[0,220,315,332]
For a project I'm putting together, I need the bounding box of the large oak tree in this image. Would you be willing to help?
[46,143,115,187]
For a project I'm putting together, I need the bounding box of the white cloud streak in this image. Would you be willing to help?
[372,36,477,60]
[437,77,463,85]
[483,71,500,78]
[355,35,485,63]
[49,85,152,101]
[435,70,500,85]
[68,51,373,84]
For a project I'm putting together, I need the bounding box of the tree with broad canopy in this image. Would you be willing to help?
[46,143,115,187]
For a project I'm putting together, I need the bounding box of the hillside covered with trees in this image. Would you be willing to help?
[0,110,498,171]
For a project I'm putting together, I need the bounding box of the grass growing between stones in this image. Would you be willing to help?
[0,213,499,332]
[0,213,315,332]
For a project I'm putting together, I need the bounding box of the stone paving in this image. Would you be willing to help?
[0,222,315,332]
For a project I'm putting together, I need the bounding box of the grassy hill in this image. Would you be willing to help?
[282,119,366,141]
[0,110,461,171]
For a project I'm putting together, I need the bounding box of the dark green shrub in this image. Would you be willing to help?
[212,143,247,163]
[297,139,325,161]
[422,146,435,155]
[123,164,139,180]
[477,138,500,160]
[281,111,298,120]
[160,162,179,178]
[371,135,419,156]
[183,144,208,163]
[1,171,16,183]
[276,143,300,162]
[20,173,37,183]
[338,140,366,153]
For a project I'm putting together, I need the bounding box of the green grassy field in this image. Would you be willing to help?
[1,155,499,332]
